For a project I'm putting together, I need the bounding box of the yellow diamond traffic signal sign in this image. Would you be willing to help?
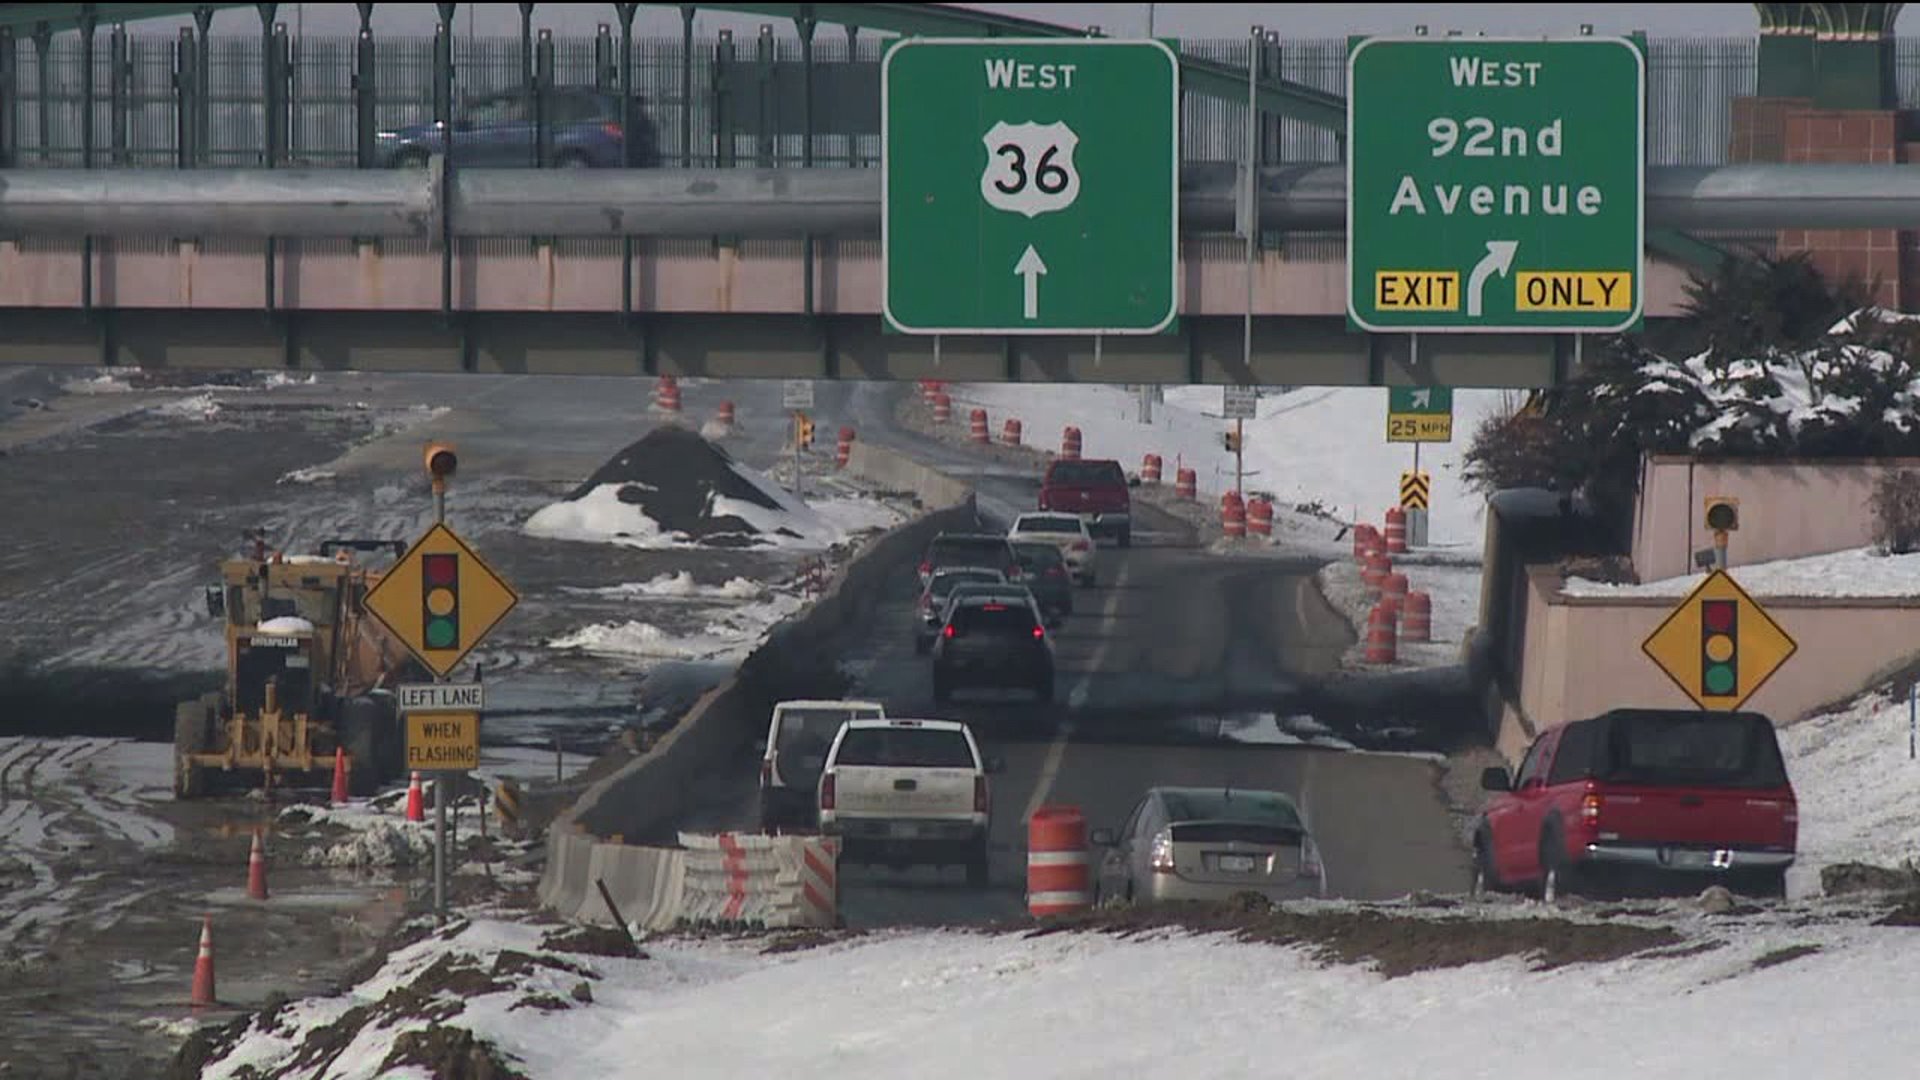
[364,522,519,679]
[1641,569,1796,712]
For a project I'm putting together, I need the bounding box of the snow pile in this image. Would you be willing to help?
[1562,547,1920,599]
[277,465,338,485]
[62,372,135,394]
[298,819,434,869]
[524,426,891,551]
[567,571,765,602]
[547,594,806,662]
[150,391,222,420]
[257,615,316,634]
[1781,689,1920,877]
[262,372,320,388]
[187,910,1920,1080]
[942,383,1505,549]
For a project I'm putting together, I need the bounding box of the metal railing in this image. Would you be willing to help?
[0,32,1801,173]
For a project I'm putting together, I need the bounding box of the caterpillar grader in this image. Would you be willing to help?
[174,531,425,799]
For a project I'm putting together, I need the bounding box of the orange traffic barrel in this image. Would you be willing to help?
[932,392,953,424]
[1061,426,1082,460]
[1403,590,1432,642]
[1001,418,1023,447]
[1027,805,1091,917]
[1174,467,1197,500]
[1363,601,1398,664]
[1247,497,1274,537]
[1384,506,1408,554]
[1383,571,1410,607]
[715,400,736,428]
[1353,523,1378,563]
[969,408,990,443]
[1142,453,1162,485]
[836,426,855,469]
[1221,491,1247,538]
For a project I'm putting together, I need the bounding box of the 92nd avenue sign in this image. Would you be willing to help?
[1346,37,1644,333]
[883,38,1179,335]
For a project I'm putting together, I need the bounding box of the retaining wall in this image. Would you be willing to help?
[540,441,974,925]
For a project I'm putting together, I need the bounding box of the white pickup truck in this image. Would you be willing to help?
[817,718,999,886]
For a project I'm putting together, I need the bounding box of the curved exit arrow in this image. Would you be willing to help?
[1466,240,1518,318]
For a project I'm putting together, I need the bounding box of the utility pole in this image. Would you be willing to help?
[1235,418,1244,498]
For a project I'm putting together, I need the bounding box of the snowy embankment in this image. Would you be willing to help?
[189,903,1920,1080]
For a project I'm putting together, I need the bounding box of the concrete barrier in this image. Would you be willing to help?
[540,440,975,925]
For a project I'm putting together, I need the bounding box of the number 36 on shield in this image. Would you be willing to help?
[980,120,1082,219]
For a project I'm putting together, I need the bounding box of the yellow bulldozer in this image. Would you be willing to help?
[174,533,425,799]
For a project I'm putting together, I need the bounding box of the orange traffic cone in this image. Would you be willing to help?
[330,746,349,806]
[405,772,424,823]
[246,829,269,901]
[190,914,216,1008]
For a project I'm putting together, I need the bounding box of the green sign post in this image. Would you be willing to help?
[1346,37,1644,333]
[883,38,1179,335]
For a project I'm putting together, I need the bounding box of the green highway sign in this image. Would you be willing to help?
[1386,386,1454,442]
[883,38,1179,335]
[1346,37,1645,333]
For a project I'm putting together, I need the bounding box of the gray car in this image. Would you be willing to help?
[1092,786,1328,905]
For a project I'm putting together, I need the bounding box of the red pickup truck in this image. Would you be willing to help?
[1472,708,1797,901]
[1037,459,1132,547]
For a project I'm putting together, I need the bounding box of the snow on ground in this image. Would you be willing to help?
[1780,689,1920,878]
[524,484,901,553]
[945,383,1508,550]
[563,571,766,602]
[149,391,222,420]
[193,910,1920,1080]
[546,593,807,663]
[1563,546,1920,598]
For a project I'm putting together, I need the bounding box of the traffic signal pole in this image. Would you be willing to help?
[1235,418,1244,498]
[430,471,449,925]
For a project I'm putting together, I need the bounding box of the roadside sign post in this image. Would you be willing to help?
[882,38,1179,335]
[364,448,519,924]
[1399,470,1432,547]
[1346,36,1645,333]
[783,380,814,499]
[1223,386,1256,498]
[1386,387,1451,546]
[1642,570,1797,712]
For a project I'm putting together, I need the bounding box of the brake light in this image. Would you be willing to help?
[1150,828,1176,873]
[1032,625,1045,639]
[943,624,955,638]
[981,603,1008,612]
[760,760,772,786]
[601,121,623,138]
[973,775,989,814]
[819,772,835,810]
[1047,565,1065,578]
[919,561,931,576]
[1581,793,1602,825]
[1299,839,1323,880]
[1071,540,1090,552]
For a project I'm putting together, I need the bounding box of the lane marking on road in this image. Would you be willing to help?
[1024,552,1134,823]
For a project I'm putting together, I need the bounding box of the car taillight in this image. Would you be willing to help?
[973,776,989,813]
[943,624,955,638]
[819,772,835,810]
[919,561,931,576]
[1047,566,1065,578]
[601,122,623,138]
[1150,828,1176,873]
[1581,793,1602,825]
[1031,625,1045,639]
[1299,839,1323,880]
[1071,540,1090,552]
[759,760,772,786]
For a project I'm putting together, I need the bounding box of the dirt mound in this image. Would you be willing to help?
[1823,861,1920,896]
[1020,902,1682,978]
[558,425,801,546]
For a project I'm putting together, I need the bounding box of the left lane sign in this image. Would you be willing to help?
[398,683,486,713]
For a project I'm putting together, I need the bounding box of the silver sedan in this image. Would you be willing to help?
[1092,786,1329,905]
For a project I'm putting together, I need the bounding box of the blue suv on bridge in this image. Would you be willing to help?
[376,87,661,169]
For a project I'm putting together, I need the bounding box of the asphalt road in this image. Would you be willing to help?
[683,382,1473,927]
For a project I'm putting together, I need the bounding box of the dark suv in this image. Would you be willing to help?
[931,594,1055,703]
[1473,708,1797,901]
[376,87,662,169]
[918,533,1023,592]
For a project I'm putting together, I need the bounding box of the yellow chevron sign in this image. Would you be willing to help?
[1399,470,1431,511]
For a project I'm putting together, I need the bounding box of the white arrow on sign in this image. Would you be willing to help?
[1015,244,1048,320]
[1466,240,1519,318]
[1411,388,1432,408]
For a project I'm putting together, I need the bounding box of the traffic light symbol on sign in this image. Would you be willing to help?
[1700,599,1737,697]
[796,412,815,449]
[1223,429,1242,453]
[422,553,460,651]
